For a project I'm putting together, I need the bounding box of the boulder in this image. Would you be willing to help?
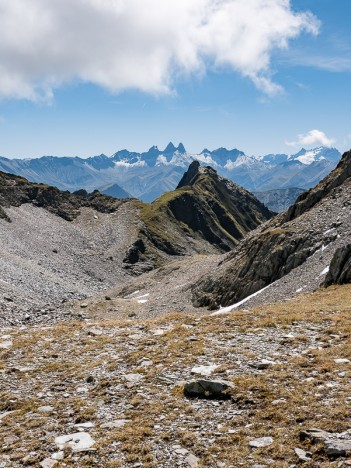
[184,379,234,400]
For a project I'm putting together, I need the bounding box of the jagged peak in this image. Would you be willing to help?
[147,145,159,152]
[164,142,177,153]
[177,143,186,153]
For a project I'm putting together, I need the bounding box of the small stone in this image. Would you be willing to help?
[300,428,330,443]
[105,296,111,300]
[37,406,54,413]
[124,373,144,384]
[0,340,13,349]
[74,422,95,429]
[80,303,88,309]
[151,329,165,336]
[40,459,57,468]
[334,358,350,364]
[191,364,218,376]
[294,447,312,462]
[175,448,189,456]
[185,453,200,467]
[55,432,95,452]
[249,437,274,448]
[271,399,287,406]
[88,328,103,336]
[100,419,129,429]
[51,452,64,460]
[254,359,275,370]
[140,359,153,368]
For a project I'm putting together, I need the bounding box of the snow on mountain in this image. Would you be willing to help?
[0,143,342,203]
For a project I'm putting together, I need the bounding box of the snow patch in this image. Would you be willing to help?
[135,293,149,299]
[114,159,146,168]
[211,285,271,316]
[319,267,330,276]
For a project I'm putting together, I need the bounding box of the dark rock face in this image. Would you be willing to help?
[192,150,351,310]
[324,245,351,286]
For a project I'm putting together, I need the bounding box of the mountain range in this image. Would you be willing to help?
[0,143,341,210]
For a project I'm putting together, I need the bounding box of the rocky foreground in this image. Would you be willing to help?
[1,285,351,467]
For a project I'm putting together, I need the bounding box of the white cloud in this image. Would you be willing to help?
[286,129,335,148]
[0,0,320,101]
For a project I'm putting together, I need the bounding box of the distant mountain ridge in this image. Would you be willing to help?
[0,143,341,203]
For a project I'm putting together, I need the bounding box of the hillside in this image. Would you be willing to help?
[0,164,272,321]
[191,150,351,310]
[136,161,273,259]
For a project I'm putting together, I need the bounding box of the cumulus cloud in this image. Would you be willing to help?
[286,129,335,148]
[0,0,320,101]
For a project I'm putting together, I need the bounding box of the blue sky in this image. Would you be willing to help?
[0,0,350,158]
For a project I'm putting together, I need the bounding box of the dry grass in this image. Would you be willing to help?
[0,284,350,466]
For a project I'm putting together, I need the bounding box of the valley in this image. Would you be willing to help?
[1,1,350,467]
[0,149,350,467]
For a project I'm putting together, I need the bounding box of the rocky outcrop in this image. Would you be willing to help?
[283,150,351,222]
[0,171,127,222]
[192,150,351,309]
[324,245,351,286]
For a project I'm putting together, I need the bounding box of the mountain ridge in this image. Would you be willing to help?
[0,144,341,205]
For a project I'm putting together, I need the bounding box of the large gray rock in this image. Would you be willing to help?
[325,439,351,459]
[324,244,351,286]
[300,428,351,460]
[183,379,234,400]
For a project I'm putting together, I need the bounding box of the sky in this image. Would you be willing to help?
[0,0,350,158]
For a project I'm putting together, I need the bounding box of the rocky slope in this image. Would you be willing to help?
[191,150,351,310]
[0,171,127,222]
[253,187,304,213]
[0,164,273,322]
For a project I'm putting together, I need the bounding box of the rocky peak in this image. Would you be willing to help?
[164,142,177,154]
[176,161,201,188]
[177,143,186,154]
